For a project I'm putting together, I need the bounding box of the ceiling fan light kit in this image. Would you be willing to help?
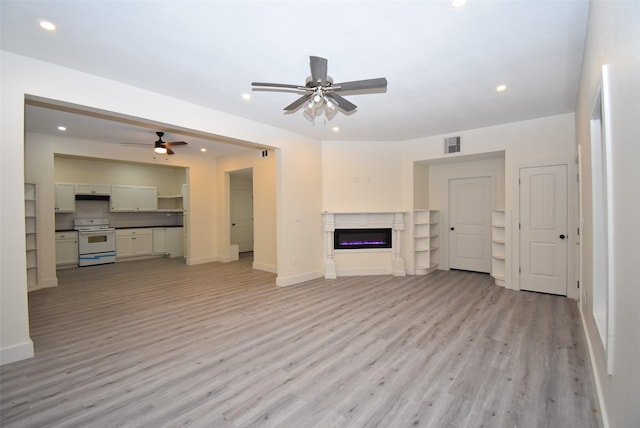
[154,141,167,154]
[121,131,188,155]
[252,56,387,124]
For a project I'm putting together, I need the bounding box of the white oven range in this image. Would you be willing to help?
[74,218,116,266]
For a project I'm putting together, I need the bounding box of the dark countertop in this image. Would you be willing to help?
[56,225,183,232]
[114,225,183,229]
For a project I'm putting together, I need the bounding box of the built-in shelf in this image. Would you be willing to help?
[491,210,506,286]
[157,184,187,212]
[414,209,439,275]
[25,183,38,289]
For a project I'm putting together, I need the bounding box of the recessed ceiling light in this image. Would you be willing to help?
[332,126,340,132]
[496,84,507,92]
[200,148,207,152]
[241,93,251,101]
[57,126,67,131]
[39,20,57,31]
[451,0,468,8]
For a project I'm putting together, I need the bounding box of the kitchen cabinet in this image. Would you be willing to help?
[74,183,111,195]
[110,185,157,212]
[55,231,78,269]
[152,227,184,257]
[116,228,153,259]
[55,182,75,212]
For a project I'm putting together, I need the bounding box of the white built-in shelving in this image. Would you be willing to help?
[491,210,506,286]
[25,183,38,289]
[157,194,183,212]
[414,209,439,275]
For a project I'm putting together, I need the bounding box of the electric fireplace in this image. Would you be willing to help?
[333,228,392,250]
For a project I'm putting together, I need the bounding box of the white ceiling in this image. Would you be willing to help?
[1,0,589,155]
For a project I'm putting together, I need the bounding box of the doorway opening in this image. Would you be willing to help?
[229,168,254,260]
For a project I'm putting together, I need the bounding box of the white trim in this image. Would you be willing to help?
[252,261,277,273]
[186,256,217,265]
[0,340,34,365]
[579,302,610,428]
[601,64,616,376]
[28,277,58,292]
[276,270,324,287]
[336,267,393,276]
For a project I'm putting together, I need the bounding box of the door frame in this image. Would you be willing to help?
[226,168,254,261]
[512,161,577,298]
[444,173,496,271]
[448,175,494,273]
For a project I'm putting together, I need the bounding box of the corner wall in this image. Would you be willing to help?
[574,2,640,426]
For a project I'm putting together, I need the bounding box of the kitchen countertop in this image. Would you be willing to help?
[56,225,183,232]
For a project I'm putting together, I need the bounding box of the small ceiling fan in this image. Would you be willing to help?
[252,56,387,119]
[121,131,187,155]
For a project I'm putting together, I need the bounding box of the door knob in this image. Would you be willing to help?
[450,227,455,231]
[559,234,566,239]
[232,223,236,226]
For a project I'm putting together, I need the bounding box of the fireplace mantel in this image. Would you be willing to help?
[323,212,406,278]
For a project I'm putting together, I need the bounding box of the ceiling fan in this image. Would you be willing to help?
[251,56,387,120]
[121,131,187,155]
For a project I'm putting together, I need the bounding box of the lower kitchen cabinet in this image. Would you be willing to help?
[116,228,153,259]
[55,231,78,269]
[152,227,184,257]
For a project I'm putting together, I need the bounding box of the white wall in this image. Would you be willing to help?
[216,150,277,273]
[24,132,220,281]
[575,2,640,426]
[322,115,576,289]
[54,155,187,194]
[1,51,323,364]
[322,140,403,212]
[427,156,505,270]
[403,115,577,291]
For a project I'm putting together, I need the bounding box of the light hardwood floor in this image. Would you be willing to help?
[1,256,601,427]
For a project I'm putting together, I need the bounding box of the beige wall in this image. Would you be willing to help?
[322,114,576,289]
[216,150,277,273]
[574,1,640,426]
[54,156,187,195]
[1,51,323,364]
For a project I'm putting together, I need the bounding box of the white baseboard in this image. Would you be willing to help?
[578,301,610,428]
[186,256,217,265]
[276,270,324,287]
[0,340,34,365]
[252,261,277,273]
[336,267,392,276]
[28,277,58,292]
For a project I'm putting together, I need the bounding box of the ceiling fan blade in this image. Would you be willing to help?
[310,56,328,86]
[166,147,175,155]
[165,141,187,146]
[332,77,388,92]
[252,82,302,89]
[284,93,313,111]
[326,92,357,112]
[120,142,151,147]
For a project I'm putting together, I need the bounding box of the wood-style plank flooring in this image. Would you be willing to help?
[1,255,602,427]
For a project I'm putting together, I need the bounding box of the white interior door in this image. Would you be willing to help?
[520,165,568,295]
[230,188,254,252]
[449,176,492,273]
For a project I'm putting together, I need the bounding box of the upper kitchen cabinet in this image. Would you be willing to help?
[110,185,158,212]
[74,183,111,195]
[54,182,75,212]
